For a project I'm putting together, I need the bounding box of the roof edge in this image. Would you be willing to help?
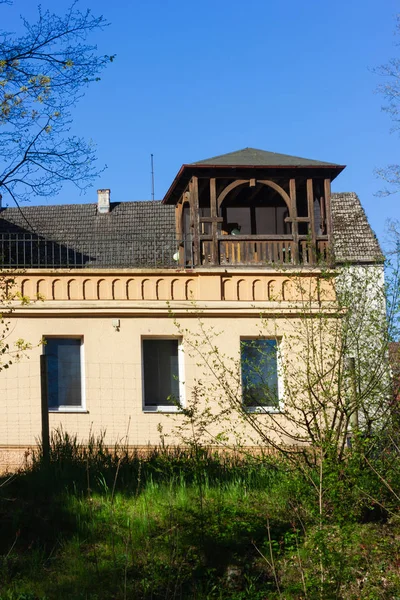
[163,163,346,204]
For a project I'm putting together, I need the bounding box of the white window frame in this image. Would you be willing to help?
[44,336,86,413]
[142,337,184,413]
[240,337,284,413]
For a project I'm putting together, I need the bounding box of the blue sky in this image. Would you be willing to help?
[3,0,400,247]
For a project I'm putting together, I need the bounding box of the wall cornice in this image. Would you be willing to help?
[7,268,336,305]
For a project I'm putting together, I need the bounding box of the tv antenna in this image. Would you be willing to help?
[151,154,155,201]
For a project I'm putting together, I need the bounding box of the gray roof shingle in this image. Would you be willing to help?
[0,201,177,268]
[192,147,342,168]
[331,192,383,263]
[0,201,175,238]
[164,148,345,204]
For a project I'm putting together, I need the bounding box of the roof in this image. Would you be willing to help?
[163,147,345,204]
[0,201,177,268]
[0,201,174,239]
[0,193,383,268]
[192,147,341,167]
[331,192,383,263]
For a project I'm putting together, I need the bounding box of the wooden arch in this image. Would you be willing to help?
[216,180,249,208]
[217,179,292,214]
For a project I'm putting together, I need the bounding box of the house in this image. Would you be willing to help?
[0,148,383,469]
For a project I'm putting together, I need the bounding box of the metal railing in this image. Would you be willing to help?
[0,233,194,269]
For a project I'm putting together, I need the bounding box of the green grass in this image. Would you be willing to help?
[0,432,399,599]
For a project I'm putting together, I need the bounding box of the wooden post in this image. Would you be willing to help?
[324,178,332,238]
[324,178,333,263]
[190,177,200,266]
[175,197,186,266]
[175,200,183,238]
[40,354,50,462]
[210,178,218,265]
[289,179,299,264]
[306,179,316,263]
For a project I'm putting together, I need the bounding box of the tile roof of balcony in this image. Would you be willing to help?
[192,147,341,168]
[163,148,345,204]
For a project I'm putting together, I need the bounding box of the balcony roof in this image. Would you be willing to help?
[163,147,345,205]
[192,147,342,168]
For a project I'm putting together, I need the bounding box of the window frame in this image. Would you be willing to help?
[240,337,284,413]
[141,337,184,413]
[43,336,86,413]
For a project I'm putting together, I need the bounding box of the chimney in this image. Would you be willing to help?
[97,189,110,214]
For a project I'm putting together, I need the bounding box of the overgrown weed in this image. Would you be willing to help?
[0,430,399,599]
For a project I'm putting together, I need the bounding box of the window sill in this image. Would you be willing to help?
[244,406,283,414]
[143,407,183,414]
[49,408,89,414]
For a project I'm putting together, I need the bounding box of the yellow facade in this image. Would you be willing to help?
[0,268,335,469]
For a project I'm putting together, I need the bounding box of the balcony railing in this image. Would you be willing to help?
[200,235,330,266]
[0,233,192,269]
[0,233,330,269]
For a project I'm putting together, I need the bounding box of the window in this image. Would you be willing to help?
[45,337,84,411]
[142,339,183,411]
[241,339,281,410]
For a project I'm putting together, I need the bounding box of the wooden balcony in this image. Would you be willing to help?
[200,235,330,267]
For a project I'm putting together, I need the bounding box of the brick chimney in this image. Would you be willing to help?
[97,189,110,214]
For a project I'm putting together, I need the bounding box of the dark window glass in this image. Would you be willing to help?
[255,207,275,234]
[241,339,279,408]
[143,340,180,407]
[314,198,322,235]
[45,338,82,409]
[225,207,251,234]
[276,207,290,234]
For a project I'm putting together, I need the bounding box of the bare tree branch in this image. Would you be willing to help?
[0,3,114,208]
[375,14,400,196]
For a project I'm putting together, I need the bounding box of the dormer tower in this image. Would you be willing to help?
[163,148,345,267]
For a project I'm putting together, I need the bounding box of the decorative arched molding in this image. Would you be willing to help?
[142,279,156,300]
[21,278,33,298]
[126,278,136,300]
[52,279,63,300]
[222,278,235,301]
[282,279,294,301]
[237,279,248,301]
[83,279,96,301]
[185,279,195,300]
[67,279,79,300]
[252,279,264,301]
[112,278,124,300]
[170,278,179,300]
[97,278,108,300]
[268,279,278,301]
[36,279,47,299]
[156,278,168,300]
[141,279,149,300]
